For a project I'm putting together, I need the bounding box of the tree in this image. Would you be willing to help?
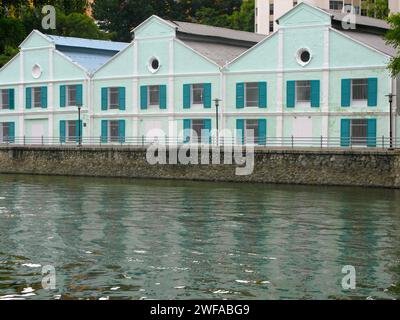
[92,0,248,41]
[0,16,25,52]
[93,0,179,42]
[361,0,389,20]
[229,0,254,32]
[386,13,400,76]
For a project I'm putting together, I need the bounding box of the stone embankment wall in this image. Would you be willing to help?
[0,146,399,188]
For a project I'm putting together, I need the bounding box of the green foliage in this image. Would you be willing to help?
[93,0,179,42]
[386,13,400,76]
[0,16,25,52]
[93,0,254,41]
[0,46,19,68]
[361,0,389,19]
[0,0,109,67]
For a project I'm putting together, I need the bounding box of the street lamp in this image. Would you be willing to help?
[386,93,396,149]
[213,98,221,146]
[77,103,82,147]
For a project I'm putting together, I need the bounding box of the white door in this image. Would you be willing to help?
[292,117,313,147]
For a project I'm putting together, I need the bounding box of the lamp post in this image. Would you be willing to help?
[77,104,82,147]
[213,98,221,146]
[386,93,396,149]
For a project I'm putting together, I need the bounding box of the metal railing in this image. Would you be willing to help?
[0,136,399,149]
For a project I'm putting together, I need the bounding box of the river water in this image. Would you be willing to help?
[0,174,399,300]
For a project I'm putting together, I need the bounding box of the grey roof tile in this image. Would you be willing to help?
[172,20,266,44]
[180,40,249,67]
[322,9,391,30]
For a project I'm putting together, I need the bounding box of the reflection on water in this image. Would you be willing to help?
[0,174,400,300]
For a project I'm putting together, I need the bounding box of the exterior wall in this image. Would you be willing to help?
[0,6,397,148]
[0,31,89,143]
[256,0,399,36]
[226,4,396,146]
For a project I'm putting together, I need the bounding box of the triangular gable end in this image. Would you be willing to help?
[277,3,332,27]
[330,29,390,67]
[225,32,279,71]
[174,39,220,73]
[133,15,177,39]
[19,30,54,49]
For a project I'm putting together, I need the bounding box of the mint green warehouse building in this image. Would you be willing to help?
[0,3,398,147]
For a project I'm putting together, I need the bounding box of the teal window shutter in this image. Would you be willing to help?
[119,87,126,110]
[258,82,267,108]
[203,119,212,144]
[203,83,212,109]
[76,84,83,106]
[26,87,32,109]
[183,119,191,143]
[311,80,320,108]
[236,119,245,144]
[101,120,108,143]
[258,119,267,145]
[367,119,377,147]
[236,83,244,109]
[159,85,167,109]
[60,85,66,108]
[101,88,108,110]
[41,86,47,108]
[118,120,126,143]
[340,119,351,147]
[8,89,15,110]
[287,81,295,108]
[183,84,191,109]
[8,122,15,143]
[367,78,378,107]
[59,120,66,143]
[140,86,148,110]
[341,79,351,107]
[75,120,83,143]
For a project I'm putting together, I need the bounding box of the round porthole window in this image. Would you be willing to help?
[296,48,312,66]
[148,57,160,73]
[32,64,42,79]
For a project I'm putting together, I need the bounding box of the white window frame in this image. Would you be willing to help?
[191,84,204,106]
[0,122,10,142]
[245,82,259,108]
[295,80,311,106]
[244,119,259,145]
[148,85,160,107]
[33,87,42,108]
[1,89,10,110]
[66,120,77,143]
[66,85,77,107]
[108,120,120,142]
[108,87,120,110]
[351,78,368,106]
[350,119,368,147]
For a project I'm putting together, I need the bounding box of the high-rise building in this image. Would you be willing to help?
[255,0,400,35]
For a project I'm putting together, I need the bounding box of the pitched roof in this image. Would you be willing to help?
[168,21,266,67]
[324,9,391,31]
[45,34,129,74]
[171,20,266,45]
[180,40,249,67]
[45,34,128,51]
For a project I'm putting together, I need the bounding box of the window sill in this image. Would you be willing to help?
[295,102,311,108]
[351,100,368,107]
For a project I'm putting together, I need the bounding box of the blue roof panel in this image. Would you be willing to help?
[46,34,129,51]
[45,35,130,74]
